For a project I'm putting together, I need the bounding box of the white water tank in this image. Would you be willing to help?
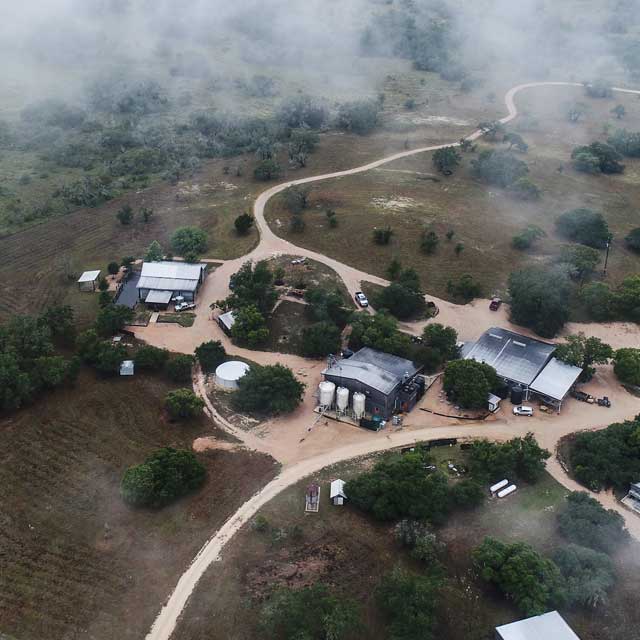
[352,392,366,419]
[215,361,250,390]
[319,381,336,407]
[336,387,349,411]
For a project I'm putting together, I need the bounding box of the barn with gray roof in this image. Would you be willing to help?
[137,261,206,304]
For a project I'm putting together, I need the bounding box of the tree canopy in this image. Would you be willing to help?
[432,146,461,175]
[374,269,426,320]
[300,321,342,358]
[170,226,208,261]
[348,311,411,358]
[442,359,498,409]
[614,348,640,386]
[470,149,528,187]
[164,388,205,420]
[571,142,624,174]
[555,208,610,249]
[554,333,612,382]
[227,260,277,315]
[194,340,226,372]
[233,364,305,415]
[231,304,269,347]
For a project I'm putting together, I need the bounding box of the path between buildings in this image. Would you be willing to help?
[144,81,640,640]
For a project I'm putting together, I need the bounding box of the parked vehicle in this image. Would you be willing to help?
[489,297,502,311]
[513,405,533,417]
[571,390,595,403]
[175,301,196,312]
[355,291,369,307]
[291,257,307,265]
[597,396,611,407]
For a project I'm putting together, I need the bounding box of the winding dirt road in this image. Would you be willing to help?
[144,81,640,640]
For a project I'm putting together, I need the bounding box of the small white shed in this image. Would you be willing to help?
[487,393,501,413]
[77,270,101,292]
[120,360,134,376]
[330,479,347,506]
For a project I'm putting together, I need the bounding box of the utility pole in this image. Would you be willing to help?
[603,235,612,277]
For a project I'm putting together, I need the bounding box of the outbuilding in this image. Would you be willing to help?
[120,360,134,376]
[218,310,236,335]
[330,479,347,505]
[77,270,101,292]
[487,393,502,413]
[529,357,583,411]
[137,261,206,304]
[496,611,580,640]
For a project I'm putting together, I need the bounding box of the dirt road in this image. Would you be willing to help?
[144,81,640,640]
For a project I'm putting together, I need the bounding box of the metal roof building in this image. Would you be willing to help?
[462,327,555,387]
[322,347,423,419]
[137,261,206,302]
[330,479,347,505]
[529,358,582,405]
[218,310,236,334]
[77,270,101,291]
[496,611,580,640]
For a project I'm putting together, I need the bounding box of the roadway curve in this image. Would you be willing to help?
[145,81,640,640]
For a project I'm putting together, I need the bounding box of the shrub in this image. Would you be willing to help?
[470,149,528,187]
[336,99,380,134]
[116,204,134,225]
[509,177,541,200]
[608,129,640,157]
[231,304,269,347]
[134,345,170,370]
[472,537,566,616]
[254,158,281,181]
[614,348,640,385]
[625,227,640,252]
[107,261,120,275]
[289,215,305,232]
[556,208,610,248]
[373,226,393,245]
[300,322,342,358]
[282,185,310,214]
[144,240,163,262]
[165,354,194,383]
[421,230,439,254]
[571,142,624,174]
[194,340,226,371]
[164,388,205,420]
[558,245,601,281]
[375,280,426,321]
[446,274,482,302]
[233,364,305,415]
[234,213,254,235]
[580,282,614,321]
[558,492,629,553]
[95,304,134,336]
[120,447,206,508]
[512,224,545,250]
[171,226,207,260]
[432,146,461,175]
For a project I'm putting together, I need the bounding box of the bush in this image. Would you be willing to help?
[282,185,310,214]
[555,208,610,248]
[512,225,545,250]
[134,345,169,370]
[509,177,541,200]
[94,304,134,337]
[422,323,458,364]
[608,129,640,157]
[553,544,615,608]
[233,364,305,415]
[165,354,194,383]
[261,584,360,640]
[571,142,624,174]
[377,567,440,640]
[625,227,640,252]
[300,322,342,358]
[226,260,277,315]
[254,158,281,181]
[234,213,254,235]
[472,537,566,616]
[336,100,380,134]
[443,360,498,409]
[107,261,120,275]
[373,226,393,245]
[375,280,426,321]
[558,245,601,281]
[614,348,640,386]
[580,282,614,321]
[469,433,551,483]
[164,388,205,420]
[195,340,226,371]
[421,230,439,254]
[120,447,206,508]
[171,226,207,260]
[508,266,571,337]
[446,274,482,302]
[145,240,163,262]
[231,304,269,347]
[470,149,528,187]
[432,146,461,175]
[558,492,629,553]
[348,311,411,358]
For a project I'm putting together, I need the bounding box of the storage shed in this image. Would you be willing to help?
[496,611,580,640]
[77,270,101,292]
[218,310,236,335]
[487,393,502,413]
[120,360,134,376]
[330,479,347,505]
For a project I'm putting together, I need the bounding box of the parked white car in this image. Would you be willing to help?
[513,405,533,417]
[175,301,196,312]
[355,291,369,307]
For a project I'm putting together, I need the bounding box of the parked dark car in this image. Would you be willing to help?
[489,297,502,311]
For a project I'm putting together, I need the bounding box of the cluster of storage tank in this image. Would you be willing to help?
[318,381,366,419]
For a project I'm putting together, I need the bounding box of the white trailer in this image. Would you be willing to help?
[497,484,517,498]
[490,479,509,495]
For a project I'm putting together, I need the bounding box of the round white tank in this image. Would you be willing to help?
[352,392,366,419]
[336,386,349,411]
[318,381,336,407]
[215,361,250,390]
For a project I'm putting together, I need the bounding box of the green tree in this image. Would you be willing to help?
[454,242,464,256]
[233,364,305,415]
[226,260,277,315]
[613,348,640,385]
[625,227,640,252]
[140,206,153,223]
[611,104,626,119]
[503,132,528,152]
[31,355,77,389]
[134,345,169,370]
[348,311,411,358]
[478,120,506,141]
[107,261,120,275]
[145,240,163,262]
[567,102,588,123]
[447,274,482,302]
[40,304,75,344]
[300,322,342,358]
[558,245,601,281]
[571,149,600,173]
[613,275,640,321]
[231,304,269,347]
[571,142,624,174]
[580,282,614,321]
[304,287,350,327]
[0,351,32,410]
[508,266,571,337]
[386,258,402,281]
[512,224,545,250]
[555,333,612,382]
[432,146,461,175]
[375,280,426,321]
[421,230,439,254]
[373,226,393,245]
[234,213,254,235]
[93,341,128,375]
[261,584,360,640]
[473,537,566,616]
[337,99,380,134]
[116,204,134,225]
[558,492,629,554]
[421,323,458,364]
[121,447,206,508]
[254,158,281,181]
[282,185,311,214]
[98,276,109,292]
[171,227,207,261]
[608,129,640,156]
[443,359,498,409]
[165,388,205,420]
[377,567,440,640]
[556,208,610,248]
[509,177,541,200]
[194,340,226,371]
[470,149,528,187]
[165,354,194,383]
[94,304,133,337]
[553,544,615,608]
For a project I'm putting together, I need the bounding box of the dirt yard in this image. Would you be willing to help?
[0,369,279,640]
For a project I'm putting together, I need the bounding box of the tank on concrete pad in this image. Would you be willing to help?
[215,361,250,390]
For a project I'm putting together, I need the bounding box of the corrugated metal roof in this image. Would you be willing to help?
[140,261,204,280]
[330,479,346,499]
[77,270,101,283]
[145,290,173,304]
[138,276,199,292]
[218,310,236,330]
[530,357,583,401]
[496,611,580,640]
[322,347,421,395]
[464,327,555,386]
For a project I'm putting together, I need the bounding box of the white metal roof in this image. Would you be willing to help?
[496,611,580,640]
[330,479,347,499]
[77,270,101,283]
[487,393,501,404]
[120,360,134,376]
[140,261,204,280]
[530,358,582,401]
[145,290,173,304]
[215,360,249,382]
[218,310,236,330]
[490,479,509,493]
[138,276,199,292]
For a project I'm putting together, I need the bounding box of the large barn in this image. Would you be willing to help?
[322,347,424,419]
[137,261,206,305]
[461,327,582,410]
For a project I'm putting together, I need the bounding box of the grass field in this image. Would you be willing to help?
[0,368,279,640]
[265,85,640,308]
[173,446,640,640]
